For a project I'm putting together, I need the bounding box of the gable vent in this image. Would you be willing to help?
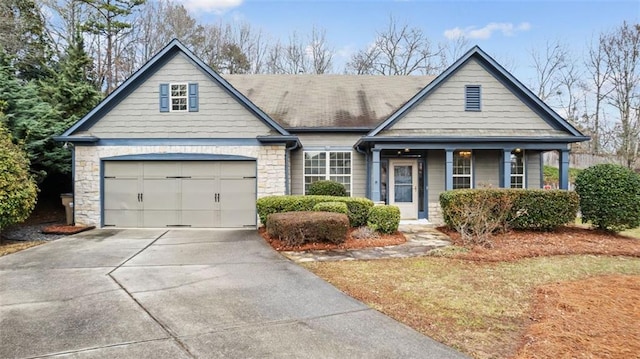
[465,85,481,111]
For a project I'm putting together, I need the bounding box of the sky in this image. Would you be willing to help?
[175,0,638,83]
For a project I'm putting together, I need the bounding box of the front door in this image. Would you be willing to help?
[389,159,418,219]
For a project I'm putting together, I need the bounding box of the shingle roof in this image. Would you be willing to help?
[224,74,435,130]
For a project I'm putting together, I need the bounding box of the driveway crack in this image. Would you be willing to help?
[107,230,197,359]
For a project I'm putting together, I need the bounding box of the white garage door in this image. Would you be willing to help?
[103,161,256,228]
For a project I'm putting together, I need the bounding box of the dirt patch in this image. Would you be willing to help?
[259,227,406,251]
[515,275,640,359]
[439,226,640,262]
[0,240,46,256]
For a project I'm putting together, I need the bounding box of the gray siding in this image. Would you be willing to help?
[526,151,542,188]
[381,58,568,138]
[290,133,366,197]
[427,150,445,203]
[474,150,500,188]
[88,53,274,138]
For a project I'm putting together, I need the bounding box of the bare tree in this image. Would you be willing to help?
[308,26,333,74]
[602,22,640,168]
[529,40,569,102]
[584,33,614,154]
[347,16,444,75]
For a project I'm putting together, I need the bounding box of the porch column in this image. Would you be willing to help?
[371,148,381,201]
[445,149,454,191]
[558,149,570,190]
[501,149,512,188]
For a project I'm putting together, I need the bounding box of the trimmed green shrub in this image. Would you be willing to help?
[266,211,349,245]
[0,123,38,231]
[367,205,401,234]
[308,180,347,196]
[440,189,579,238]
[257,195,373,227]
[313,201,349,214]
[575,164,640,232]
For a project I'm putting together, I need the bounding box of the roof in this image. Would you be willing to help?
[224,74,435,130]
[59,39,290,139]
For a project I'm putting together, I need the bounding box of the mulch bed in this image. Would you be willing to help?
[41,225,95,235]
[259,227,406,251]
[438,226,640,262]
[514,275,640,359]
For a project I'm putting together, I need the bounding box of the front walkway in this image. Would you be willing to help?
[281,221,452,262]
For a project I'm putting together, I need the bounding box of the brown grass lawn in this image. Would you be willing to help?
[302,227,640,359]
[0,240,46,257]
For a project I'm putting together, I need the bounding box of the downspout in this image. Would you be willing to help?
[71,144,75,225]
[285,140,300,195]
[355,144,369,198]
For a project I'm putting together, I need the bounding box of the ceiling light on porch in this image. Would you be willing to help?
[458,150,472,158]
[514,148,522,153]
[404,148,410,153]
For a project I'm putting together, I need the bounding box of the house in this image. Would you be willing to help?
[56,39,588,228]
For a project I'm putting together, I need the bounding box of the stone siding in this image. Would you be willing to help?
[73,145,286,226]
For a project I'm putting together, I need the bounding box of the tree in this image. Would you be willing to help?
[529,40,569,102]
[218,43,250,74]
[0,119,38,234]
[584,33,614,154]
[81,0,146,94]
[347,16,444,75]
[601,22,640,168]
[308,26,333,74]
[0,0,52,80]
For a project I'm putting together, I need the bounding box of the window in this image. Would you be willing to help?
[510,149,525,188]
[159,83,198,112]
[465,85,481,111]
[170,84,188,111]
[453,150,472,189]
[304,151,351,195]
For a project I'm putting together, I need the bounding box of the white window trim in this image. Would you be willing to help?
[452,150,473,189]
[170,83,188,112]
[303,150,353,196]
[510,150,526,189]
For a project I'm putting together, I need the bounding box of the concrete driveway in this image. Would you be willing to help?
[0,229,467,358]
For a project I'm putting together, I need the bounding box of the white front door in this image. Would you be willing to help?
[389,159,418,219]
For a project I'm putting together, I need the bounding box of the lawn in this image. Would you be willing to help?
[303,227,640,359]
[0,240,46,256]
[305,255,640,358]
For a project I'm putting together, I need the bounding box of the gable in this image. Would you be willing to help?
[82,52,276,138]
[378,58,568,137]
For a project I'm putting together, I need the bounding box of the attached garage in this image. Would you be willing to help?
[102,155,257,228]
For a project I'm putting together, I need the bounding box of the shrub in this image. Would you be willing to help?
[575,164,640,232]
[313,201,348,214]
[0,123,38,231]
[367,205,401,234]
[308,180,347,197]
[351,226,380,240]
[440,189,579,245]
[266,211,349,245]
[257,195,373,227]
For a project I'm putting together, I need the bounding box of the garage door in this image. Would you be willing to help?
[103,161,256,228]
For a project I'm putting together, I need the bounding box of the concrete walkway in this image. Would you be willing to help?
[0,229,467,358]
[281,222,452,262]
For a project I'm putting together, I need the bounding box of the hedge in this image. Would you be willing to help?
[257,195,374,227]
[367,205,401,234]
[313,201,349,214]
[440,189,579,232]
[575,164,640,232]
[266,211,349,245]
[308,180,347,197]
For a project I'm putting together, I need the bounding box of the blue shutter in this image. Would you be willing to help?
[465,85,481,111]
[188,83,199,112]
[159,83,169,112]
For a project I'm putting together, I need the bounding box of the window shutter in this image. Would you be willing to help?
[188,83,199,112]
[465,85,481,111]
[159,83,169,112]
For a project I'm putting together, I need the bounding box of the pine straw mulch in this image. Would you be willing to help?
[438,225,640,262]
[41,224,95,235]
[514,275,640,359]
[259,227,406,251]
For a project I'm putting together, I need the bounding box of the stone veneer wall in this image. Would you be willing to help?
[428,202,444,225]
[73,145,286,226]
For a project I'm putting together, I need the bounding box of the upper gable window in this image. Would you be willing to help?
[170,84,188,112]
[465,85,481,111]
[159,83,199,113]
